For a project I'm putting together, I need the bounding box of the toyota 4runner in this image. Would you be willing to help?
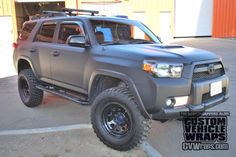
[13,9,229,151]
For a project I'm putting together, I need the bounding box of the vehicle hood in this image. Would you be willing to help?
[103,44,218,64]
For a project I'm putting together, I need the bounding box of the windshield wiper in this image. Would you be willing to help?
[134,41,153,44]
[129,39,153,44]
[102,42,128,46]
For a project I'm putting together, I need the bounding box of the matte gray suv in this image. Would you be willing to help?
[13,9,229,151]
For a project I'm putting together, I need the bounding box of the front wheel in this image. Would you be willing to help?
[91,87,151,151]
[18,69,43,107]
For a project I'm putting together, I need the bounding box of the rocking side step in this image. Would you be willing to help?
[36,85,89,105]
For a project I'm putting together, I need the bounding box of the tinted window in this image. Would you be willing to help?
[58,22,84,44]
[36,22,56,43]
[19,22,36,41]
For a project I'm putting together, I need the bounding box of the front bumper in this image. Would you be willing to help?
[152,75,229,120]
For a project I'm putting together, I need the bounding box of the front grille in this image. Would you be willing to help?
[202,87,226,103]
[192,62,225,82]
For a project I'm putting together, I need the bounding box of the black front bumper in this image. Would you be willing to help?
[152,75,229,120]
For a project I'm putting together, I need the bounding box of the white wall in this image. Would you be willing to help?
[81,3,122,16]
[0,16,13,47]
[15,0,64,2]
[0,16,16,78]
[174,0,213,37]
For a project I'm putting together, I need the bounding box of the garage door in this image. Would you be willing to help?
[174,0,213,37]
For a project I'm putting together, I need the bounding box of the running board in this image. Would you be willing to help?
[36,85,89,105]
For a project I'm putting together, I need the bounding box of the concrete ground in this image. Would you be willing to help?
[0,76,148,157]
[0,38,235,157]
[0,44,16,79]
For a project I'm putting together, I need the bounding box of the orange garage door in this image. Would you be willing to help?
[213,0,236,38]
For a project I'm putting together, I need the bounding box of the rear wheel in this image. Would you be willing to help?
[18,69,43,107]
[91,87,151,151]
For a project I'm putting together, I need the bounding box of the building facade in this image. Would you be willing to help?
[0,0,235,44]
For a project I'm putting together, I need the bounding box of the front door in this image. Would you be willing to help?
[51,21,88,92]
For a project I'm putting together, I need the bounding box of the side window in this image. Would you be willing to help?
[19,22,36,41]
[95,26,113,42]
[58,22,85,44]
[35,22,56,43]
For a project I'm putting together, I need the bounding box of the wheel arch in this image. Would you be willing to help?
[88,69,151,119]
[17,57,37,76]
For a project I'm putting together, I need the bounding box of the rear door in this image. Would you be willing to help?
[32,21,57,83]
[51,21,89,93]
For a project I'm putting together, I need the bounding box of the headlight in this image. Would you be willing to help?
[143,60,183,78]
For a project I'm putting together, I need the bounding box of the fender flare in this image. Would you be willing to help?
[88,69,151,119]
[17,56,38,77]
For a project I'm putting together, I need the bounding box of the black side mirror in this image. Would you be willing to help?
[67,35,89,48]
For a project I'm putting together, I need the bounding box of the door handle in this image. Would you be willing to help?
[30,48,37,53]
[52,51,60,56]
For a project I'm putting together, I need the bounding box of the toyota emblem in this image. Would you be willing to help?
[208,64,215,74]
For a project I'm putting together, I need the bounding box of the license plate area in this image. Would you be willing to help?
[210,81,222,96]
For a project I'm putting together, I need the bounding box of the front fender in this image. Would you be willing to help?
[88,69,151,119]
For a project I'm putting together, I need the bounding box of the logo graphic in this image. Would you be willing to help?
[181,111,229,151]
[208,64,215,74]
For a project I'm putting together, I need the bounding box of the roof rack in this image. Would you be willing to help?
[30,11,66,20]
[43,11,67,17]
[29,8,99,20]
[62,8,99,16]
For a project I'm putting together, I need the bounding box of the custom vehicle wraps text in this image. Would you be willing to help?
[181,111,229,151]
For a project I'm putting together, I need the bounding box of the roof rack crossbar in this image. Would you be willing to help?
[62,8,99,16]
[30,11,66,20]
[29,8,99,20]
[42,11,67,17]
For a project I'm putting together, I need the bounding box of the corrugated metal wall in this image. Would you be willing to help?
[65,0,79,9]
[0,0,12,15]
[213,0,236,38]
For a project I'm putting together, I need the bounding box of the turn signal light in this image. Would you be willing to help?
[143,61,155,73]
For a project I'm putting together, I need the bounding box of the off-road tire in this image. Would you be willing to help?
[18,69,43,107]
[91,87,151,151]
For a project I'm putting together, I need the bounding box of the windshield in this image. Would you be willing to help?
[90,19,161,45]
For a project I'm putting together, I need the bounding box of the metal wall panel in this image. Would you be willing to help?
[213,0,236,38]
[0,0,13,15]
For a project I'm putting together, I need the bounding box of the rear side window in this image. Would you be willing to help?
[19,22,36,41]
[35,22,56,43]
[58,22,85,44]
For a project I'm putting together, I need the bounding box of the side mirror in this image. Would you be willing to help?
[67,35,89,48]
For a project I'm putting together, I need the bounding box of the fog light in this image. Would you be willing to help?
[166,96,189,107]
[166,99,172,106]
[166,98,175,107]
